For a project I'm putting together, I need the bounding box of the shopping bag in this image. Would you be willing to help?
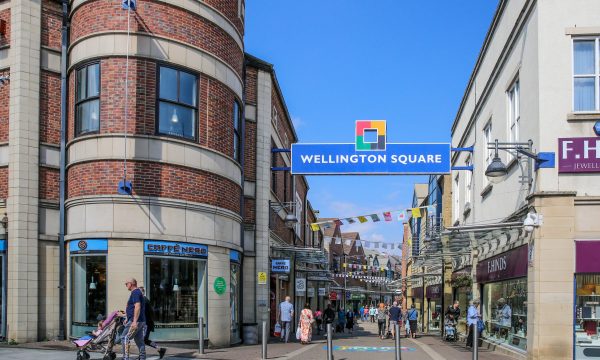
[274,322,281,337]
[296,326,301,340]
[477,319,485,333]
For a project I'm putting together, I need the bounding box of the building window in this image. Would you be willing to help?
[71,255,107,337]
[483,122,493,185]
[75,63,100,136]
[238,0,245,21]
[465,157,472,206]
[158,66,198,140]
[507,79,520,161]
[453,173,460,222]
[233,100,242,161]
[271,105,279,128]
[573,38,600,112]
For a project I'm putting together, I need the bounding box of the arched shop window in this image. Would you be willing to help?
[70,239,108,337]
[144,240,207,340]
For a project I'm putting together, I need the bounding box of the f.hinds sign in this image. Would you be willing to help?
[476,246,528,283]
[559,137,600,173]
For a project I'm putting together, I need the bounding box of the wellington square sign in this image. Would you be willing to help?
[291,120,451,175]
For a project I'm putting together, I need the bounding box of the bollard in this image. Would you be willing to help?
[472,325,478,360]
[198,316,205,355]
[261,321,268,360]
[327,323,333,360]
[394,323,401,360]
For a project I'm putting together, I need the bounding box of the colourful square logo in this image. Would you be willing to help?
[355,120,386,150]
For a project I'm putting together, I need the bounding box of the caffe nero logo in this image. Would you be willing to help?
[487,256,507,273]
[78,240,88,251]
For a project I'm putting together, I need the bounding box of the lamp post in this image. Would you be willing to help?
[485,139,554,187]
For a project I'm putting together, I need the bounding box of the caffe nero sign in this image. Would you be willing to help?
[476,246,528,283]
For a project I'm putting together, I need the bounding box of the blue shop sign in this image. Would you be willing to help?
[291,143,451,175]
[230,250,241,263]
[69,239,108,254]
[0,239,5,252]
[271,259,290,273]
[144,240,208,258]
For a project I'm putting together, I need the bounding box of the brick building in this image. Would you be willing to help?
[1,0,251,346]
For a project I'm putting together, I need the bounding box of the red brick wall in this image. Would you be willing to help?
[40,167,59,201]
[40,71,61,144]
[202,77,236,157]
[71,0,243,76]
[244,198,255,223]
[0,167,6,200]
[0,9,10,48]
[245,66,257,105]
[42,0,61,50]
[271,88,296,148]
[203,0,244,36]
[67,161,241,213]
[0,69,8,143]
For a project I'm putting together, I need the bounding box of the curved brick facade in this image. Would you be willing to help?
[70,0,243,76]
[67,161,241,213]
[203,0,244,36]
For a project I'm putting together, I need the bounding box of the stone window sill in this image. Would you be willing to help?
[567,112,600,122]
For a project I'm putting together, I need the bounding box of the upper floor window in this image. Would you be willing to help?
[76,63,100,136]
[573,38,600,112]
[483,121,493,185]
[233,100,242,161]
[465,157,472,206]
[158,66,198,140]
[271,105,278,128]
[507,79,520,162]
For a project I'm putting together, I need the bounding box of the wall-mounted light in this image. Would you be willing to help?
[485,139,555,186]
[173,278,180,292]
[269,200,298,229]
[89,276,97,290]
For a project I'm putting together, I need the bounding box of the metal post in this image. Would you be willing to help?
[327,323,333,360]
[472,324,478,360]
[262,321,268,360]
[394,323,402,360]
[198,316,204,355]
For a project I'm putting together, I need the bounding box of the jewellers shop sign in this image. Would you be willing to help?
[291,121,450,175]
[559,137,600,173]
[476,246,528,283]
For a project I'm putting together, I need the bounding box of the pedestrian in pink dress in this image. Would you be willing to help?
[299,303,314,344]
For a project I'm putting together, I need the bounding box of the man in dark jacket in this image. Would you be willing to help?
[139,287,167,359]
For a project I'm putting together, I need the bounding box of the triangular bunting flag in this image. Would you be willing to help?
[370,214,380,222]
[411,207,422,218]
[397,212,407,222]
[358,216,368,223]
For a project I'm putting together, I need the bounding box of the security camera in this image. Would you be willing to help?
[523,212,541,233]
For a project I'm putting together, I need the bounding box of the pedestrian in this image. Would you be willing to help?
[278,296,294,343]
[345,308,354,334]
[376,303,388,339]
[388,301,401,340]
[314,308,323,335]
[369,305,376,323]
[138,287,167,359]
[324,304,336,336]
[121,278,147,360]
[466,299,481,348]
[407,304,419,339]
[337,307,346,333]
[359,305,365,322]
[363,306,369,321]
[299,303,314,344]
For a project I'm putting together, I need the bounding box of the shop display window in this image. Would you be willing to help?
[482,278,527,351]
[230,262,241,343]
[428,300,442,331]
[575,274,600,358]
[453,286,472,335]
[71,255,107,337]
[146,257,206,327]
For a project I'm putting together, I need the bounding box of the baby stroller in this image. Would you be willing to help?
[72,311,122,360]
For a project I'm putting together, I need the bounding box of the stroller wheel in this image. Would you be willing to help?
[83,351,91,360]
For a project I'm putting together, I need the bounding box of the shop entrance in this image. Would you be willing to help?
[71,254,107,337]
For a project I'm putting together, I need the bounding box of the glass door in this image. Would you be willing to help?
[71,255,107,337]
[230,262,241,344]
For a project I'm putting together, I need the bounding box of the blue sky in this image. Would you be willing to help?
[245,1,498,250]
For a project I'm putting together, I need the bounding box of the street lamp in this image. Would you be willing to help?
[485,139,554,186]
[268,200,298,229]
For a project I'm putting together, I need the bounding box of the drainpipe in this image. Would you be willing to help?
[58,0,69,341]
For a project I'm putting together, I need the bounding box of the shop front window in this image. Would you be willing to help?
[575,274,600,358]
[428,300,441,331]
[0,252,4,338]
[230,262,241,343]
[482,278,527,351]
[71,255,107,337]
[453,286,472,335]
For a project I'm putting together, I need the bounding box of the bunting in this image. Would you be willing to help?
[383,212,392,222]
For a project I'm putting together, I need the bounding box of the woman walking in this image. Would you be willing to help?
[299,303,314,344]
[345,308,355,334]
[376,303,388,339]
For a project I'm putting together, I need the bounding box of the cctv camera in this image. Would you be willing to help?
[523,212,538,233]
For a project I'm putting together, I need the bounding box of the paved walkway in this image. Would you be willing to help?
[0,320,515,360]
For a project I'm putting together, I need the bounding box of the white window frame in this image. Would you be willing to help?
[453,173,460,222]
[507,79,520,162]
[572,37,600,112]
[482,121,493,186]
[465,156,472,206]
[238,0,245,21]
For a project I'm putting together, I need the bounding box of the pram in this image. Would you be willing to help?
[444,320,458,341]
[72,311,122,360]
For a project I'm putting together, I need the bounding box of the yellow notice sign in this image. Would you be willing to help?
[258,272,267,285]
